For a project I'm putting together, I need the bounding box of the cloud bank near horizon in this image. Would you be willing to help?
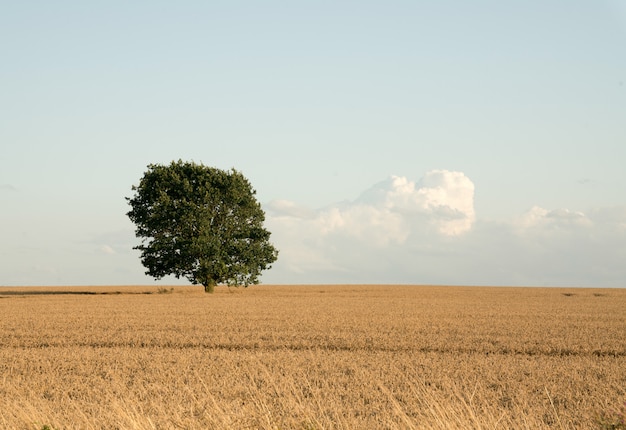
[264,170,626,288]
[3,171,623,288]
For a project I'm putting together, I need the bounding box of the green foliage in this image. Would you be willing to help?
[127,160,278,292]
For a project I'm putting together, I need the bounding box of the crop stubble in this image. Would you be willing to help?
[0,285,625,429]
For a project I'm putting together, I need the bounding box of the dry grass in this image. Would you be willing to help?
[0,284,625,429]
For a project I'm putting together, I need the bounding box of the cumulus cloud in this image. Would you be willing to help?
[263,171,626,287]
[268,170,475,243]
[265,170,477,282]
[356,171,475,235]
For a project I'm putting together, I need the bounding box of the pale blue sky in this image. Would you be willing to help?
[1,1,625,287]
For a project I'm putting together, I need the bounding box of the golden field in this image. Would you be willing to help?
[0,284,625,429]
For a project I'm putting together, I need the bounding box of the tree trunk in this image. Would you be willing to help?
[204,280,216,293]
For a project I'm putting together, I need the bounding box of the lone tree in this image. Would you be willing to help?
[127,160,278,293]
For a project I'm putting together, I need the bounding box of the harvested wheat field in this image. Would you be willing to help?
[0,284,625,429]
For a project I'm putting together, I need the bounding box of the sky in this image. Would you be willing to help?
[1,1,625,288]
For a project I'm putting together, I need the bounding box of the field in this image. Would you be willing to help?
[1,284,625,429]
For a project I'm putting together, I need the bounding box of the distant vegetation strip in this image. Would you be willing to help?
[0,290,153,296]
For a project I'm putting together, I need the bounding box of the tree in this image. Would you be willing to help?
[126,160,278,293]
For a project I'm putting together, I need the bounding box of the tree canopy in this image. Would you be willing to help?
[126,160,278,292]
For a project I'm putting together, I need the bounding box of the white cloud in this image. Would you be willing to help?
[263,171,626,288]
[587,206,626,232]
[267,170,475,254]
[497,206,626,287]
[356,171,475,235]
[315,205,408,246]
[265,170,477,283]
[100,245,116,255]
[515,206,592,230]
